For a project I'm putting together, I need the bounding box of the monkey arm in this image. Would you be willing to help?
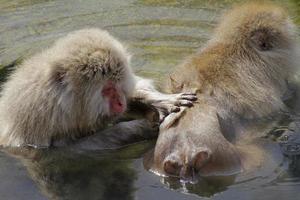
[52,119,158,152]
[131,76,197,121]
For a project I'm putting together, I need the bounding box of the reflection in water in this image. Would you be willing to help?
[142,136,300,198]
[161,175,235,197]
[143,148,236,197]
[4,141,154,200]
[0,0,300,199]
[279,122,300,179]
[25,155,136,200]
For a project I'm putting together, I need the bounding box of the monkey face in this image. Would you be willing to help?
[48,33,134,119]
[150,105,241,182]
[102,80,127,115]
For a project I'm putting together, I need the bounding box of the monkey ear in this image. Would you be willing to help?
[250,28,274,51]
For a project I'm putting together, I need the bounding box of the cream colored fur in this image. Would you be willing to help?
[0,29,135,147]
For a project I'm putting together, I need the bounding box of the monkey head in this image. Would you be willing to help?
[147,104,241,182]
[101,80,127,114]
[147,2,299,182]
[48,29,135,121]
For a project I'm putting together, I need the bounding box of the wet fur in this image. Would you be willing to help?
[153,2,299,177]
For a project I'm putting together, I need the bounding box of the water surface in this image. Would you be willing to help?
[0,0,300,199]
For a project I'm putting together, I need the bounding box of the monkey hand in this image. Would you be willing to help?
[159,107,187,130]
[151,92,197,123]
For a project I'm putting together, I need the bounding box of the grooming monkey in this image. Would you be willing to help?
[152,2,299,179]
[0,29,196,147]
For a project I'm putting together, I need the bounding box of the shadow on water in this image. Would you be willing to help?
[1,0,300,200]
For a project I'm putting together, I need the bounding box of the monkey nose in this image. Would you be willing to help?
[163,158,181,176]
[191,150,211,172]
[163,149,211,177]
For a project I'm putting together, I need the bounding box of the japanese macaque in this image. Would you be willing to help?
[0,28,196,148]
[150,2,299,180]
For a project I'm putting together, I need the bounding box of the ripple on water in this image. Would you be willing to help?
[0,0,300,200]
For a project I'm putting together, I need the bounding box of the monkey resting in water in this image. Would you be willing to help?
[0,28,197,148]
[150,2,299,180]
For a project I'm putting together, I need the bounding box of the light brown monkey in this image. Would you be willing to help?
[150,2,299,180]
[0,28,196,147]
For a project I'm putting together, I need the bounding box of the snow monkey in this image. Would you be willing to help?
[151,2,299,180]
[0,29,196,148]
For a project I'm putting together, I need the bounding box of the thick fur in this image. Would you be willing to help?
[0,29,135,147]
[167,2,298,119]
[153,2,299,178]
[0,28,197,147]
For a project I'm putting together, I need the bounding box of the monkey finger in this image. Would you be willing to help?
[158,109,168,123]
[162,104,181,115]
[179,93,198,101]
[179,92,197,96]
[158,105,180,123]
[180,96,197,102]
[170,106,181,113]
[160,113,177,130]
[175,100,194,107]
[160,107,187,130]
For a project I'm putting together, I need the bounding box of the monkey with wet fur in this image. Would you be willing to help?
[150,2,300,179]
[0,29,196,148]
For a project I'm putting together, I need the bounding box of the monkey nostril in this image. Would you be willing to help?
[192,150,211,171]
[163,160,181,175]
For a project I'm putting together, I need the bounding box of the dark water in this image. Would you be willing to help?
[1,0,300,199]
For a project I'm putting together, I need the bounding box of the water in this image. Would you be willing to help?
[0,0,300,199]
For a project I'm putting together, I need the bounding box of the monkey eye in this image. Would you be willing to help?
[102,81,116,97]
[102,87,112,96]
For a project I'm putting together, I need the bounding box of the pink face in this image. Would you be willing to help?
[102,81,126,114]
